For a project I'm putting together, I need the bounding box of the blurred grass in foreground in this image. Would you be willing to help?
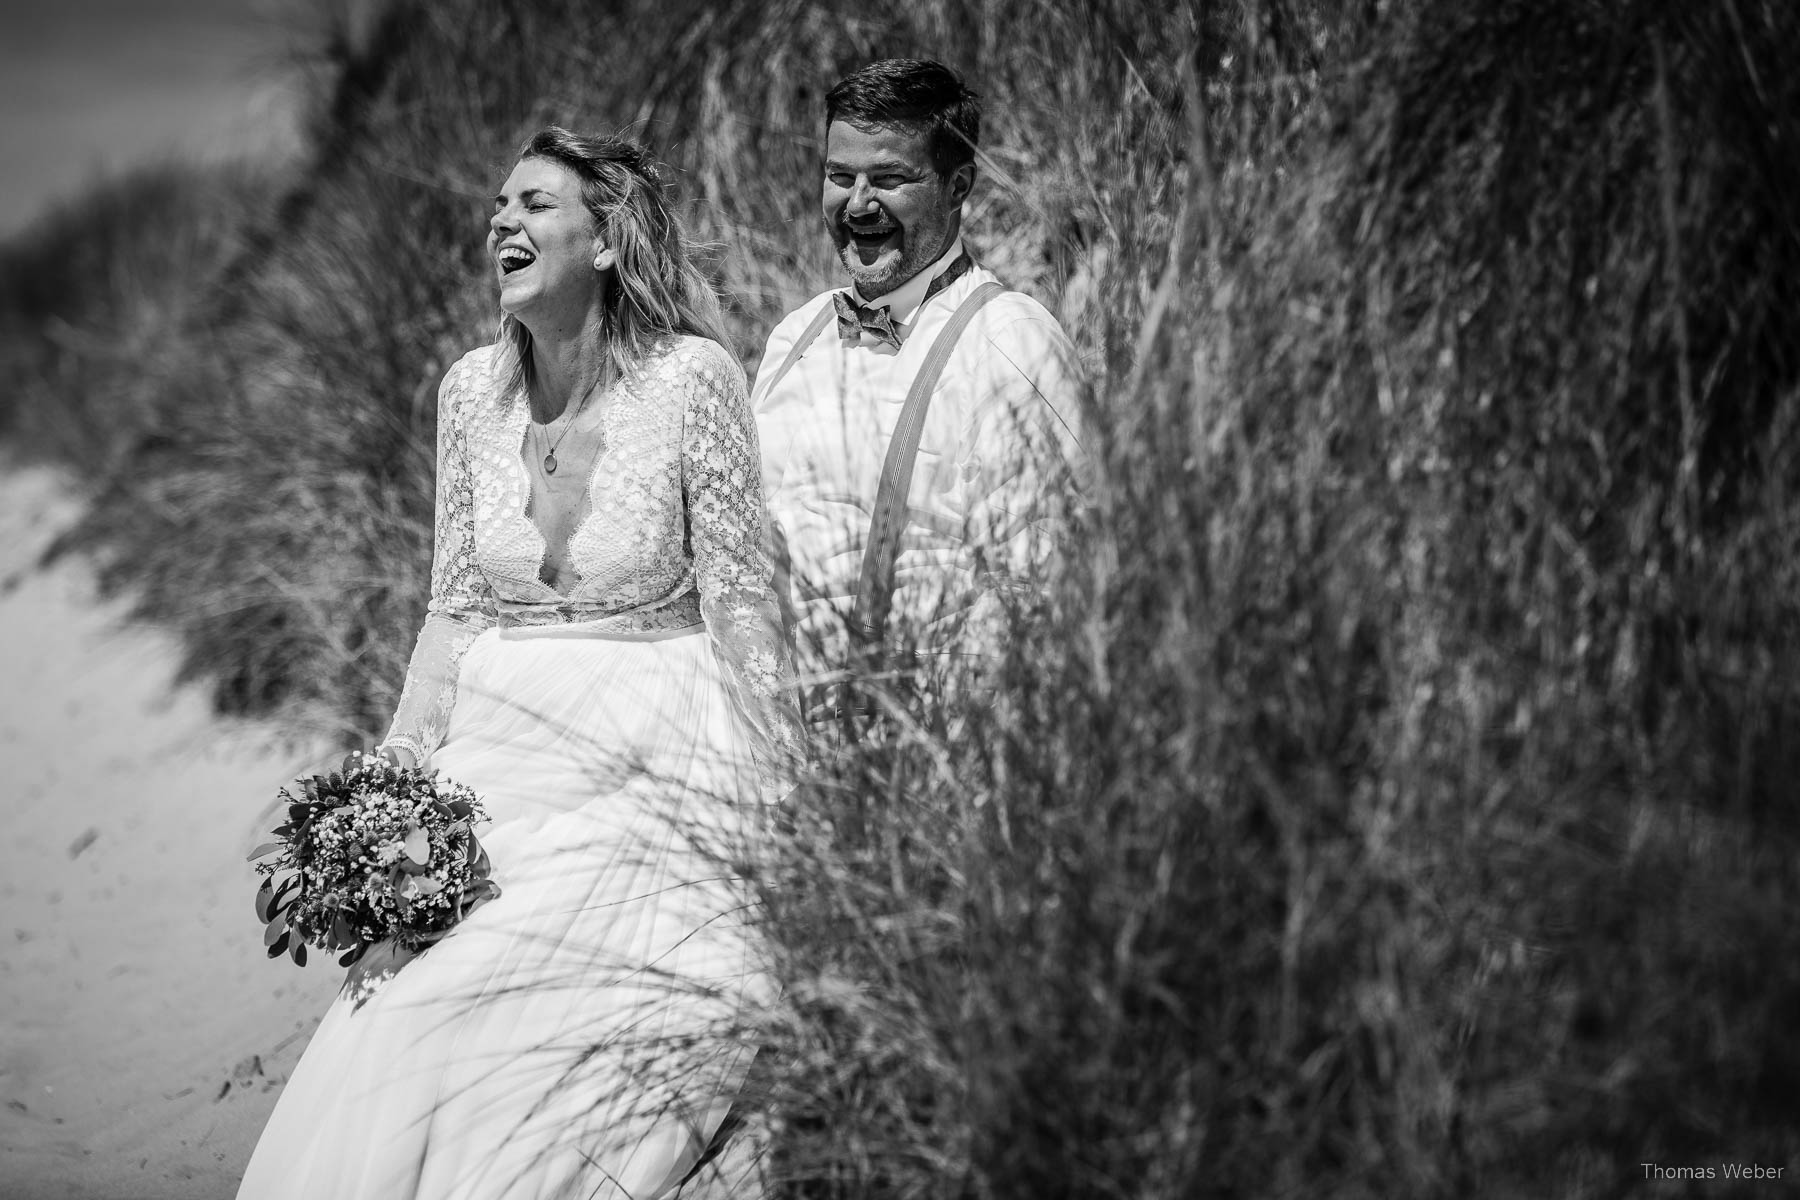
[2,0,1798,1195]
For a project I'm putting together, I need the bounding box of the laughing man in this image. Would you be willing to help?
[752,57,1084,707]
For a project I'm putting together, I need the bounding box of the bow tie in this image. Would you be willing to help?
[833,292,901,349]
[832,252,975,350]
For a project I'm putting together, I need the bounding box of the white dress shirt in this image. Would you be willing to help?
[752,240,1084,676]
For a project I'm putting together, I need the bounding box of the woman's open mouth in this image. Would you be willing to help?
[497,245,536,274]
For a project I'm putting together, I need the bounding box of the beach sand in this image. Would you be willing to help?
[0,463,343,1200]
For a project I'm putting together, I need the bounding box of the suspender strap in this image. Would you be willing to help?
[854,280,1006,642]
[758,302,837,399]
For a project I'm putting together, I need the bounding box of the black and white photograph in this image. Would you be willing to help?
[2,1,1796,1197]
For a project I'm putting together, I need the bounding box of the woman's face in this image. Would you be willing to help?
[487,156,604,324]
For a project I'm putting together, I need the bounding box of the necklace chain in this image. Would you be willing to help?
[534,377,600,476]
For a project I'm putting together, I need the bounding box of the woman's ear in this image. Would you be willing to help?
[592,244,617,272]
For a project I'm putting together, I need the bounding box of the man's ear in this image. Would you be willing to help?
[947,162,976,205]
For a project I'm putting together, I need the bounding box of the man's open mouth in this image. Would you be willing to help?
[843,223,899,263]
[497,246,536,274]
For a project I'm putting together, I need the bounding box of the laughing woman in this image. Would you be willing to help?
[237,128,798,1200]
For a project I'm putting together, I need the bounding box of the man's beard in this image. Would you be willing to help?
[834,214,952,300]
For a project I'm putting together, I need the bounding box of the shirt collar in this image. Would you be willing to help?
[853,238,966,326]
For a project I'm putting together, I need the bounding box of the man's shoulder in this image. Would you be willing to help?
[959,265,1074,348]
[937,268,1084,435]
[769,289,840,338]
[752,289,842,405]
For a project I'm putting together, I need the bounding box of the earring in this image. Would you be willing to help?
[594,257,605,270]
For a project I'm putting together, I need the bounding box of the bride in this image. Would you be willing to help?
[238,128,798,1199]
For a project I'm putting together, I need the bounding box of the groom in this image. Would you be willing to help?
[751,57,1083,707]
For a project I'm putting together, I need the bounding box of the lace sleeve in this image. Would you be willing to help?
[381,352,497,763]
[681,342,804,799]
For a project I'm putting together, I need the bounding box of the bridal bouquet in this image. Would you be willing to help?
[248,752,500,967]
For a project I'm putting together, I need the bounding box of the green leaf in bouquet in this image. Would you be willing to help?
[271,872,301,913]
[402,824,431,866]
[329,912,356,950]
[447,800,473,819]
[254,879,275,923]
[338,945,366,968]
[263,913,289,947]
[246,841,284,863]
[290,939,307,967]
[461,894,496,922]
[266,931,290,958]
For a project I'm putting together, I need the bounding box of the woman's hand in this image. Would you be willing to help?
[376,744,418,770]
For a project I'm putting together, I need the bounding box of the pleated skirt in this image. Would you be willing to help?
[238,622,766,1199]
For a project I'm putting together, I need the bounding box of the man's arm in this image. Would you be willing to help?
[957,305,1087,589]
[900,303,1086,654]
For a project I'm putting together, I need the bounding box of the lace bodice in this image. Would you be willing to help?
[382,336,800,792]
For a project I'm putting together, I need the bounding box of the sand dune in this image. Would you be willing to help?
[0,463,343,1200]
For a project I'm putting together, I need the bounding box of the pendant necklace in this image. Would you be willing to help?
[535,376,598,475]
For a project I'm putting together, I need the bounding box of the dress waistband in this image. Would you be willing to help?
[492,617,704,643]
[492,591,705,642]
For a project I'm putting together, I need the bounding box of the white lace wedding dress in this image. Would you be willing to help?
[238,336,798,1200]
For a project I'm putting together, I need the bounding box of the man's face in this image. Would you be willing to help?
[822,119,972,300]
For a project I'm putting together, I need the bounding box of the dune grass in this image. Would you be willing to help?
[4,0,1799,1194]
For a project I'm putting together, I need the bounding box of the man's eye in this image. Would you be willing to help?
[874,176,907,189]
[827,173,854,188]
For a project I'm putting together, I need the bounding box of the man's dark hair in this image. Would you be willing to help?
[825,58,981,177]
